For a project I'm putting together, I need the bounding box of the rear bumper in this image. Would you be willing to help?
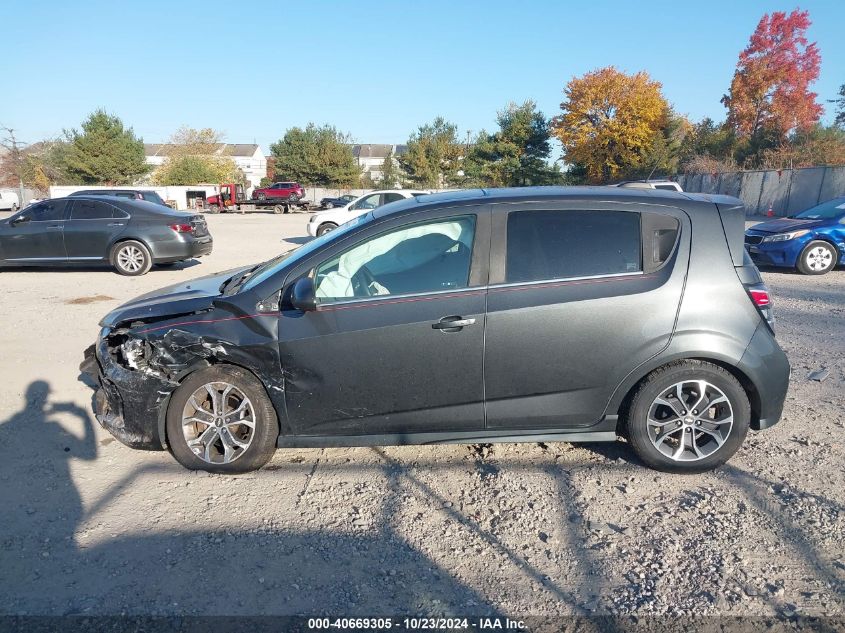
[80,332,172,450]
[151,236,213,262]
[738,323,791,430]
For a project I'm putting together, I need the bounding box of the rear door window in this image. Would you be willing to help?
[70,200,114,220]
[505,209,642,283]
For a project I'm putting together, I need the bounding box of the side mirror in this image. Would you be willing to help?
[10,215,30,226]
[291,277,317,312]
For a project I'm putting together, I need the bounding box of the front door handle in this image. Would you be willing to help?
[432,316,476,331]
[47,224,63,230]
[107,222,125,227]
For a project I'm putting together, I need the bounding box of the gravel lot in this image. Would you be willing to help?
[1,212,843,619]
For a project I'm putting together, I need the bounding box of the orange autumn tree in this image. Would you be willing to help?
[552,67,669,183]
[722,9,822,141]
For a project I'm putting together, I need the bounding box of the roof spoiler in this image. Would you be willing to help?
[716,198,746,266]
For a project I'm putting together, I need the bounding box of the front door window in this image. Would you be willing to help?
[314,217,476,301]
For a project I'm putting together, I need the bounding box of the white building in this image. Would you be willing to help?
[352,144,407,182]
[144,143,267,190]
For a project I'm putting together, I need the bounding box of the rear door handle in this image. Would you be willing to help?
[107,222,125,227]
[432,316,476,331]
[47,224,63,230]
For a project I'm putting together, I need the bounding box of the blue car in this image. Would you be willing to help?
[744,196,845,275]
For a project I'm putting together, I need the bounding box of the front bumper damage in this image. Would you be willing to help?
[81,330,178,450]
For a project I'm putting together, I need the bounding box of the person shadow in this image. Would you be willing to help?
[0,380,96,612]
[0,380,502,619]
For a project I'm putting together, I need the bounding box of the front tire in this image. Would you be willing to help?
[623,361,750,473]
[166,365,279,473]
[316,222,338,237]
[288,194,300,204]
[273,204,285,215]
[797,240,837,275]
[111,240,152,276]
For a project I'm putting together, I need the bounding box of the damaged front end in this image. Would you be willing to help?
[81,326,201,450]
[81,314,283,451]
[80,269,285,451]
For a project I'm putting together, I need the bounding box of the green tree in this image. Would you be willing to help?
[626,110,692,179]
[464,100,562,187]
[399,117,462,188]
[63,110,149,184]
[376,149,401,189]
[270,124,361,187]
[831,84,845,128]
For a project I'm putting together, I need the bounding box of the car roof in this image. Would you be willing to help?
[373,186,740,219]
[52,195,183,214]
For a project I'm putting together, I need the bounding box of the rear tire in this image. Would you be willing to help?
[623,360,750,473]
[111,240,152,276]
[797,240,837,275]
[166,365,279,474]
[273,204,285,215]
[316,222,338,237]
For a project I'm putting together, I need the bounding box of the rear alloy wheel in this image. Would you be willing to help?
[316,222,338,237]
[167,365,278,473]
[624,361,750,473]
[11,204,18,213]
[323,202,335,209]
[111,240,152,276]
[797,240,837,275]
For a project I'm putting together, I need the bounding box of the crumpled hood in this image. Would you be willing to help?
[100,266,249,328]
[747,217,825,234]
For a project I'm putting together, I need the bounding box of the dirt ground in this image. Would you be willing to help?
[0,211,843,619]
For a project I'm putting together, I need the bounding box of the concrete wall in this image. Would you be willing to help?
[679,166,845,216]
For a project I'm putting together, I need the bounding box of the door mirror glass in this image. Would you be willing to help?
[291,277,317,311]
[11,214,30,226]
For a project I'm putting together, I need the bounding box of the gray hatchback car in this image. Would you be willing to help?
[83,187,789,474]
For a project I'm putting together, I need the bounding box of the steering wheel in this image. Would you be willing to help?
[351,265,378,297]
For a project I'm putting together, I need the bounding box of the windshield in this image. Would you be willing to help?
[142,191,167,206]
[240,212,372,292]
[792,197,845,220]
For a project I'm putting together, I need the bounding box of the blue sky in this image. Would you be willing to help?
[5,0,844,157]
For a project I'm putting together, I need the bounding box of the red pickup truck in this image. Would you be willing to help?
[251,181,305,202]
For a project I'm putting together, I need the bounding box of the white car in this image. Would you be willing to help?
[306,189,429,237]
[0,190,20,212]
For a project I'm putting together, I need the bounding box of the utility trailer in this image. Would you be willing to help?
[205,184,312,214]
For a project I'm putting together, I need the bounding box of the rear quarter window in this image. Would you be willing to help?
[505,209,642,283]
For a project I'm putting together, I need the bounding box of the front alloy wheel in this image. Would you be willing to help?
[167,365,279,473]
[181,382,256,465]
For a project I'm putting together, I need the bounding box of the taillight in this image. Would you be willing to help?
[745,283,775,332]
[169,223,192,233]
[749,289,770,307]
